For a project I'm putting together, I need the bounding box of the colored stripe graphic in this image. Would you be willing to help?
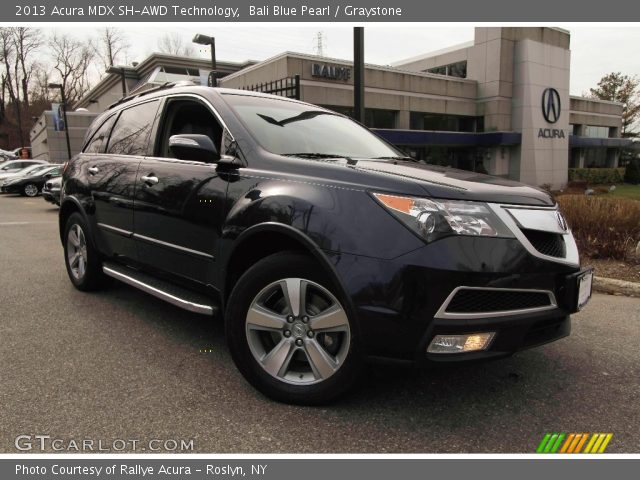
[536,433,552,453]
[536,433,612,453]
[574,433,589,453]
[598,433,613,453]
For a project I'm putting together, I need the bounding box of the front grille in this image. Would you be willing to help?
[521,229,566,258]
[445,288,553,314]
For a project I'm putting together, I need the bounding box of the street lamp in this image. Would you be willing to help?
[106,66,128,98]
[192,33,217,86]
[47,83,72,161]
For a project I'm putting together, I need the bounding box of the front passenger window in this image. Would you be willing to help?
[158,100,223,160]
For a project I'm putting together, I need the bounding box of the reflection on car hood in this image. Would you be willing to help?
[346,158,555,206]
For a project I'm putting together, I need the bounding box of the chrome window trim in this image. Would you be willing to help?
[133,233,214,260]
[488,203,580,267]
[434,286,558,320]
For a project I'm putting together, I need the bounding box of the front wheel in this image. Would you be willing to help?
[225,252,362,405]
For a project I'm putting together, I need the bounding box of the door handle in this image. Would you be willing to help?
[141,175,159,186]
[88,166,99,175]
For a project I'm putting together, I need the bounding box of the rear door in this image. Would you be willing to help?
[133,95,230,287]
[88,99,160,262]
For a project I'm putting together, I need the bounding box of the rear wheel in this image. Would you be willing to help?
[225,252,361,404]
[23,183,39,197]
[63,212,106,291]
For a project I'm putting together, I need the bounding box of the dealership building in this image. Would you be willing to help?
[35,27,630,189]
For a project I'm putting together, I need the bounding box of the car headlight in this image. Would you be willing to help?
[372,193,513,243]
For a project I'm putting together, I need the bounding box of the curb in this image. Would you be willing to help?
[593,276,640,298]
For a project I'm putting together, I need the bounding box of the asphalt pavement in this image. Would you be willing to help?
[1,193,639,453]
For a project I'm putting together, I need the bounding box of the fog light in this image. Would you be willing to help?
[427,332,495,354]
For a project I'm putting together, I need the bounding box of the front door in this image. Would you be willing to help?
[133,96,230,287]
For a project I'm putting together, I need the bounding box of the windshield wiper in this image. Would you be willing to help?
[281,153,351,159]
[373,156,418,162]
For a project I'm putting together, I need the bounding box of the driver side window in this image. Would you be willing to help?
[158,99,224,160]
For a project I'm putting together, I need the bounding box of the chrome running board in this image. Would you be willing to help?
[102,262,216,315]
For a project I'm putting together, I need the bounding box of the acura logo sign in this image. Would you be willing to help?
[542,88,561,124]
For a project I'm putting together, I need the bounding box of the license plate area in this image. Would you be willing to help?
[576,268,593,311]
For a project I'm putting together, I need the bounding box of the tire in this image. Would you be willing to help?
[225,252,362,405]
[63,212,106,291]
[23,183,39,197]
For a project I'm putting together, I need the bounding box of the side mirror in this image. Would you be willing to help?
[169,134,220,163]
[44,173,52,179]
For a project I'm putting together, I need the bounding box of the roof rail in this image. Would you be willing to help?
[107,80,199,110]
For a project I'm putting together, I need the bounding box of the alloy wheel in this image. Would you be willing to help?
[245,278,351,385]
[24,184,38,197]
[66,224,88,280]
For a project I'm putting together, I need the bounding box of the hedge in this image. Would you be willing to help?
[568,168,626,184]
[557,195,640,260]
[625,158,640,184]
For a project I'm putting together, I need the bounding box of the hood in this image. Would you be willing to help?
[348,159,555,206]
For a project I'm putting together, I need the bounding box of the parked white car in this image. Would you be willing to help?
[0,161,49,183]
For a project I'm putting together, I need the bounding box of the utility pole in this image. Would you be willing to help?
[353,27,365,124]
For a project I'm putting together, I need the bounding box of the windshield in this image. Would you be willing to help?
[25,165,49,174]
[223,94,402,159]
[28,166,57,176]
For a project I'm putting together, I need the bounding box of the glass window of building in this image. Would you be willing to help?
[319,106,397,129]
[409,112,483,132]
[425,61,467,79]
[152,66,202,84]
[584,125,611,138]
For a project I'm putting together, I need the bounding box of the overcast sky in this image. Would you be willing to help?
[47,25,640,96]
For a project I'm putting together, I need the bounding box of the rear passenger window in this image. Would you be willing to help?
[83,115,116,154]
[106,100,159,156]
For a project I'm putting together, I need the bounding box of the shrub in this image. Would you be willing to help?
[568,167,626,184]
[625,158,640,184]
[557,195,640,260]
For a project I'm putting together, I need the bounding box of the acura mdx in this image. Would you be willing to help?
[60,83,592,404]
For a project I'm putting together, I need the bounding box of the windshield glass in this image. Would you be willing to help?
[27,166,55,176]
[223,94,401,159]
[23,165,50,175]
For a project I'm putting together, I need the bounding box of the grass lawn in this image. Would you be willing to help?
[609,183,640,201]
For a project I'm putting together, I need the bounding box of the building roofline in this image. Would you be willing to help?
[390,41,474,67]
[74,52,256,109]
[220,51,477,85]
[570,95,625,107]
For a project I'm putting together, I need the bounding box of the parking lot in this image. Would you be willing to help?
[1,193,639,453]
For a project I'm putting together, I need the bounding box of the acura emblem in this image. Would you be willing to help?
[542,88,561,124]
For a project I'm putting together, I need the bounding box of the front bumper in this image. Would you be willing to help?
[0,184,21,194]
[325,234,584,363]
[42,189,61,204]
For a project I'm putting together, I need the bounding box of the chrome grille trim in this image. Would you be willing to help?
[435,286,558,320]
[488,203,580,267]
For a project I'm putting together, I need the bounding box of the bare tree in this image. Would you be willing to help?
[29,65,51,103]
[94,27,129,72]
[157,33,194,56]
[12,27,41,108]
[49,33,95,106]
[0,27,24,144]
